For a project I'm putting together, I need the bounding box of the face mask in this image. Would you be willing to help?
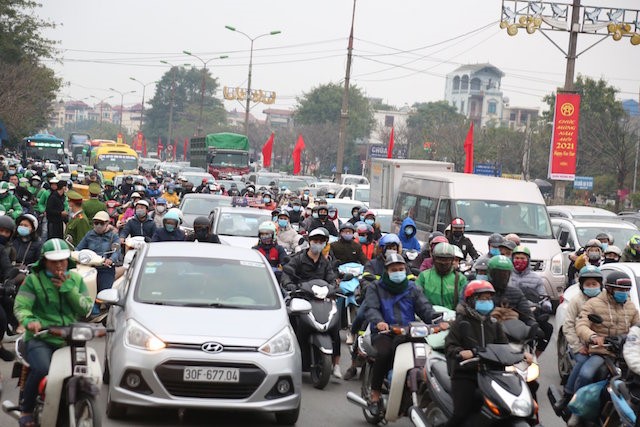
[328,210,337,219]
[165,224,176,232]
[359,236,367,244]
[603,257,618,264]
[434,259,453,275]
[513,259,528,272]
[613,290,629,303]
[476,274,488,281]
[8,170,15,175]
[278,219,288,228]
[365,219,375,226]
[389,271,407,283]
[318,213,328,221]
[304,191,310,195]
[136,209,147,218]
[600,243,608,251]
[45,270,55,278]
[156,206,166,213]
[293,206,301,212]
[489,248,500,257]
[260,235,273,245]
[352,211,359,218]
[17,226,31,237]
[195,229,208,240]
[385,249,398,257]
[263,197,271,204]
[310,242,325,255]
[312,212,319,219]
[582,287,601,298]
[341,233,353,241]
[168,189,174,194]
[475,300,494,315]
[360,215,365,222]
[327,194,334,199]
[405,226,415,236]
[587,251,601,261]
[272,216,278,222]
[453,231,463,238]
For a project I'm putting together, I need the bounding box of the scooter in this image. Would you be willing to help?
[338,262,364,329]
[346,321,446,427]
[502,319,541,401]
[2,323,107,427]
[287,279,340,390]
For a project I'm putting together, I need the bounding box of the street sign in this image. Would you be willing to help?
[474,163,502,177]
[368,145,408,159]
[573,176,594,190]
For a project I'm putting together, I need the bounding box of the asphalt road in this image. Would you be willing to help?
[0,324,564,426]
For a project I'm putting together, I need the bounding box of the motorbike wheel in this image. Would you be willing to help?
[360,362,384,425]
[310,346,332,390]
[425,402,448,426]
[556,330,572,384]
[73,393,101,427]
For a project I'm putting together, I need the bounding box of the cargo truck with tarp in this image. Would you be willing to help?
[190,132,250,179]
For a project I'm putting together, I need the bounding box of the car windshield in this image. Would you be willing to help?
[181,197,233,215]
[135,257,279,309]
[332,202,364,219]
[215,211,272,237]
[97,154,138,172]
[182,173,213,186]
[210,152,248,168]
[278,178,306,192]
[458,200,553,238]
[575,226,638,247]
[355,188,370,202]
[256,175,279,186]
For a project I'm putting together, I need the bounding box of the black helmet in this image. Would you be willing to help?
[339,222,356,231]
[595,232,613,244]
[0,216,16,233]
[604,271,632,289]
[193,216,209,229]
[428,231,445,244]
[277,210,290,218]
[488,233,504,246]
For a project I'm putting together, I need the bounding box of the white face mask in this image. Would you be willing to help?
[156,205,166,213]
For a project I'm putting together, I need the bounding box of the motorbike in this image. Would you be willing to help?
[346,321,446,427]
[501,319,541,402]
[105,200,121,226]
[424,322,538,427]
[2,323,107,427]
[338,262,364,330]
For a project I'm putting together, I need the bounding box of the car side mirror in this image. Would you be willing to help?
[288,298,312,315]
[97,288,122,307]
[558,230,569,248]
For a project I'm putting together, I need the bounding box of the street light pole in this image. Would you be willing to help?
[109,88,136,135]
[129,78,157,132]
[225,26,281,136]
[182,51,228,136]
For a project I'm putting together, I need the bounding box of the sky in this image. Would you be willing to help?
[39,0,640,118]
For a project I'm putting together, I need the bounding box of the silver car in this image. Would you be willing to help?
[99,242,303,425]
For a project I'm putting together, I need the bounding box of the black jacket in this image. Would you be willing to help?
[447,232,479,260]
[119,216,156,240]
[45,190,66,222]
[151,227,186,242]
[185,233,221,243]
[330,239,367,266]
[492,285,535,326]
[281,251,337,290]
[12,236,42,267]
[307,218,339,237]
[364,279,434,328]
[0,242,16,282]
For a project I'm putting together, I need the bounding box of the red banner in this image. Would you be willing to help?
[262,132,274,168]
[183,138,188,161]
[293,135,305,175]
[135,131,144,152]
[463,122,474,174]
[386,127,395,159]
[548,93,580,181]
[157,137,163,158]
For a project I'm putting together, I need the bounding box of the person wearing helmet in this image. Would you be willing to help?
[447,217,479,260]
[498,239,516,258]
[416,242,468,310]
[64,190,91,246]
[603,245,622,263]
[327,205,341,231]
[364,253,439,414]
[554,265,604,411]
[13,214,42,268]
[45,178,67,239]
[444,279,511,426]
[253,221,287,271]
[276,211,302,254]
[0,180,23,220]
[0,215,16,280]
[504,233,521,247]
[161,184,180,206]
[261,192,277,210]
[120,191,143,222]
[363,210,382,242]
[152,209,186,242]
[150,197,168,228]
[101,179,121,202]
[347,205,363,225]
[9,173,34,211]
[118,175,134,197]
[470,232,504,276]
[355,221,375,260]
[398,216,421,252]
[28,174,42,197]
[419,235,449,271]
[331,222,367,266]
[14,238,94,425]
[146,179,161,199]
[595,232,613,249]
[287,198,304,226]
[471,257,490,281]
[307,205,339,237]
[486,255,536,326]
[574,238,604,270]
[412,231,444,270]
[572,271,639,426]
[363,233,405,280]
[119,199,156,242]
[622,234,640,262]
[185,216,221,243]
[82,182,106,221]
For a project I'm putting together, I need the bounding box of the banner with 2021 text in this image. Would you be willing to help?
[548,92,581,181]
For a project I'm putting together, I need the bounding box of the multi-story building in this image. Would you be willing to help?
[502,104,539,131]
[369,106,412,145]
[263,108,294,129]
[113,104,143,135]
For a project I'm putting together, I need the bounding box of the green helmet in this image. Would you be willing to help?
[433,242,456,258]
[512,245,531,258]
[24,170,34,179]
[629,235,640,256]
[487,255,513,272]
[41,238,71,261]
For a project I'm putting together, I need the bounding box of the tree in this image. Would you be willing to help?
[0,0,57,63]
[294,83,374,175]
[143,66,226,144]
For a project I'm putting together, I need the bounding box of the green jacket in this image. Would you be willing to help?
[0,193,23,219]
[82,198,106,221]
[14,264,93,347]
[65,211,92,245]
[416,268,467,310]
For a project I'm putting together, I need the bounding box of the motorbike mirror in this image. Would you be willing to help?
[588,313,604,324]
[96,288,121,306]
[64,235,76,249]
[288,298,312,315]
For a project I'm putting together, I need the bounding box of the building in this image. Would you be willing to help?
[226,108,259,128]
[369,106,412,145]
[502,104,539,131]
[263,108,294,129]
[49,101,66,129]
[444,63,505,127]
[113,104,143,135]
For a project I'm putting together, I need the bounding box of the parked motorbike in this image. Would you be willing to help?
[287,279,341,390]
[346,321,446,427]
[2,323,107,427]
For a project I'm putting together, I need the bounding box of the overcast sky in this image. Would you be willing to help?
[40,0,640,117]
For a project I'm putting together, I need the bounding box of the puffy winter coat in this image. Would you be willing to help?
[623,325,640,376]
[508,267,551,311]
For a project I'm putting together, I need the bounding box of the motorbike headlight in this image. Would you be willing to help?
[71,326,94,341]
[511,398,532,417]
[259,326,294,356]
[124,319,166,351]
[410,325,429,338]
[526,362,540,382]
[551,252,563,275]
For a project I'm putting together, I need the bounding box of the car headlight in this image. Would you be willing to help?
[551,252,563,275]
[124,319,166,351]
[526,362,540,382]
[259,326,294,356]
[511,398,532,417]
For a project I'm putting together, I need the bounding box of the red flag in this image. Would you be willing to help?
[387,127,395,159]
[292,135,305,175]
[183,138,189,161]
[157,137,163,158]
[262,132,274,168]
[464,122,474,174]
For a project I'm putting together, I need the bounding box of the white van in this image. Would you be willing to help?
[393,171,565,306]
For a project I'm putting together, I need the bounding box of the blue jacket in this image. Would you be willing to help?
[151,227,186,242]
[119,216,156,240]
[398,217,421,251]
[77,230,120,263]
[364,278,434,328]
[146,188,162,198]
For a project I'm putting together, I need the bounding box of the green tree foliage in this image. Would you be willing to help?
[0,0,60,144]
[294,83,374,174]
[51,119,127,143]
[143,66,226,144]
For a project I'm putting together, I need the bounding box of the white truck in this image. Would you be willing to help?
[369,158,454,209]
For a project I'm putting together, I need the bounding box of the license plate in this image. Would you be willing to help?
[182,367,240,383]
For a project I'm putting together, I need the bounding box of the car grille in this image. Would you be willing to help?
[530,259,545,271]
[155,361,266,399]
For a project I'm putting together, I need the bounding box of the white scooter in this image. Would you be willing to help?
[2,323,107,427]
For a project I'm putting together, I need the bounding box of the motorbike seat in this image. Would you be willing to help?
[431,360,452,394]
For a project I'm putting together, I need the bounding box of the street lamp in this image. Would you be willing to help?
[109,88,136,135]
[129,78,158,132]
[90,95,114,124]
[182,51,228,136]
[160,60,190,150]
[225,26,281,136]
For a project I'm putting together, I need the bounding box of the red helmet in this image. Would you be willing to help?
[430,235,448,247]
[451,217,465,227]
[463,280,495,301]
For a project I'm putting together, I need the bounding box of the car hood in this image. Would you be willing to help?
[218,235,257,249]
[129,303,286,346]
[182,213,199,228]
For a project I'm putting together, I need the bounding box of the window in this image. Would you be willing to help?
[394,192,417,223]
[437,199,451,229]
[510,112,517,121]
[470,77,481,90]
[414,196,437,232]
[453,76,460,90]
[385,115,394,127]
[488,101,497,114]
[520,113,528,124]
[470,101,476,115]
[461,75,469,90]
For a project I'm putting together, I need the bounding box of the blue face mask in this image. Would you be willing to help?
[476,274,488,281]
[312,213,319,219]
[278,219,288,228]
[613,290,629,303]
[272,216,278,222]
[360,215,365,222]
[405,226,415,236]
[17,226,31,237]
[165,224,176,233]
[600,243,608,251]
[388,271,406,283]
[582,287,601,298]
[341,233,353,241]
[365,219,375,226]
[45,270,55,278]
[489,248,500,257]
[359,236,367,244]
[475,300,494,315]
[293,205,301,212]
[263,197,271,204]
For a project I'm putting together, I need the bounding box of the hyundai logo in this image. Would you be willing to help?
[201,342,224,353]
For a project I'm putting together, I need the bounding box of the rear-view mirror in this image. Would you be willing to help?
[558,230,570,249]
[96,288,121,306]
[436,223,446,233]
[288,298,312,315]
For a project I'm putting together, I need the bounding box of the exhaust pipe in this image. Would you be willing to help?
[408,406,429,427]
[346,391,368,409]
[2,400,21,420]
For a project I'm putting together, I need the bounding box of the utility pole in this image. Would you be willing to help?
[336,0,357,183]
[634,86,640,195]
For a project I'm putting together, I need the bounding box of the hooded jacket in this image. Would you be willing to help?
[398,217,421,251]
[563,291,592,353]
[277,225,302,253]
[119,215,157,240]
[151,227,186,242]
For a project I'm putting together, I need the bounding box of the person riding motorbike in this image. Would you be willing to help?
[287,198,304,226]
[253,222,288,278]
[150,197,168,228]
[603,245,622,263]
[151,209,185,242]
[498,239,516,257]
[145,179,161,199]
[307,205,339,237]
[118,175,134,199]
[12,214,42,269]
[363,210,382,242]
[472,233,505,272]
[13,238,94,427]
[363,233,405,279]
[446,217,479,260]
[119,199,156,242]
[574,238,604,270]
[0,215,16,360]
[419,235,449,271]
[347,205,364,225]
[275,210,302,254]
[161,184,180,206]
[364,253,438,415]
[261,192,278,210]
[622,235,640,262]
[486,255,536,326]
[398,216,421,251]
[185,216,221,243]
[444,280,510,427]
[571,271,640,426]
[101,179,121,203]
[416,242,468,310]
[331,222,368,266]
[355,221,376,260]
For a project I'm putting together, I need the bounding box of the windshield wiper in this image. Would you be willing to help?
[517,232,548,238]
[180,302,252,309]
